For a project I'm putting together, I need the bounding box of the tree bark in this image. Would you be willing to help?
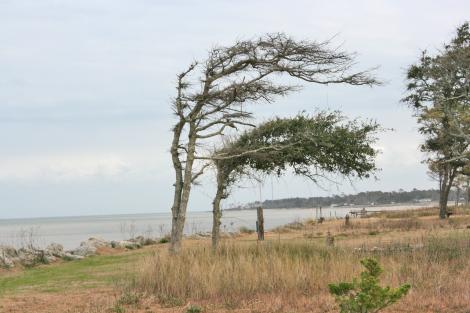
[211,166,225,251]
[257,206,264,241]
[439,167,456,219]
[466,179,470,206]
[170,125,198,253]
[169,120,185,253]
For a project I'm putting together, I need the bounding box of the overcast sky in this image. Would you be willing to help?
[0,0,469,218]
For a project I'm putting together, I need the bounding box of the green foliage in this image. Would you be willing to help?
[329,258,410,313]
[238,226,255,234]
[403,22,470,168]
[159,236,170,244]
[186,305,203,313]
[214,111,381,197]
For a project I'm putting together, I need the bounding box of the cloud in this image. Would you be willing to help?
[0,154,132,182]
[0,0,468,217]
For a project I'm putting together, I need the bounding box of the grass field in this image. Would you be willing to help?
[0,251,145,295]
[1,206,470,312]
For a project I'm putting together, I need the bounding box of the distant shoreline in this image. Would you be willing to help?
[224,201,438,212]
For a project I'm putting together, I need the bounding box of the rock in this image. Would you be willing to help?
[117,240,141,250]
[45,255,57,263]
[63,253,85,261]
[129,236,157,246]
[82,237,110,248]
[0,246,16,268]
[70,237,110,256]
[70,244,97,257]
[0,245,17,258]
[17,248,48,266]
[0,255,14,268]
[46,243,65,257]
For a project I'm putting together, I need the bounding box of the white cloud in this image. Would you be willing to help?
[0,154,132,182]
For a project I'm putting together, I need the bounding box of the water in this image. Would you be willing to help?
[0,203,434,249]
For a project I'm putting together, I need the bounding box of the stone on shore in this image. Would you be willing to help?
[83,237,110,248]
[17,248,49,267]
[0,245,17,268]
[130,236,157,246]
[116,240,142,249]
[63,252,85,261]
[70,244,97,257]
[46,243,65,258]
[70,237,111,256]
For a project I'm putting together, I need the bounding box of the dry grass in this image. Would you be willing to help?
[4,206,470,312]
[132,206,470,312]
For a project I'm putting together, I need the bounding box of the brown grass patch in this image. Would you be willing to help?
[133,229,470,312]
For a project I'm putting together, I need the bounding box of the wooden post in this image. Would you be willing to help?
[257,206,264,241]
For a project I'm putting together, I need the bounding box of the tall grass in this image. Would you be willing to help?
[138,241,352,302]
[135,231,470,311]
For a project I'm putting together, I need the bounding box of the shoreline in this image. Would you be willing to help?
[224,201,439,211]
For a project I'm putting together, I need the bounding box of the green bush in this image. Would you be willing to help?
[186,305,203,313]
[329,258,410,313]
[159,235,170,244]
[238,226,254,234]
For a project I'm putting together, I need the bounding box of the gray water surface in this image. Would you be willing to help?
[0,204,432,249]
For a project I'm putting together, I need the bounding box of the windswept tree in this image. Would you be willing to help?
[210,112,381,249]
[169,33,379,253]
[403,22,470,219]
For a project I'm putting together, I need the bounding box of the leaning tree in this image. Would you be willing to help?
[210,112,381,249]
[403,22,470,219]
[169,33,379,253]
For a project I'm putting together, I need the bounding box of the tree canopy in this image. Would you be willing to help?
[214,112,380,183]
[403,22,470,218]
[210,112,381,248]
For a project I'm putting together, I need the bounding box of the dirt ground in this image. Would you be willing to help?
[2,289,470,313]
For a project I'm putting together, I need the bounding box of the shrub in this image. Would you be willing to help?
[186,305,203,313]
[159,235,170,244]
[329,258,410,313]
[273,221,304,233]
[238,226,254,234]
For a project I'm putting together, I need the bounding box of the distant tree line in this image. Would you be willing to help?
[227,189,463,210]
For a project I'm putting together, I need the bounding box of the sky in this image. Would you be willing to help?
[0,0,469,219]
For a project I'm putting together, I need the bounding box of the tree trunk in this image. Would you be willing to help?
[257,206,264,241]
[466,180,470,206]
[170,125,197,253]
[169,121,185,253]
[438,167,456,219]
[439,187,449,219]
[211,167,225,251]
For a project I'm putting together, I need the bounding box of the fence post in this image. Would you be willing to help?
[257,206,264,241]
